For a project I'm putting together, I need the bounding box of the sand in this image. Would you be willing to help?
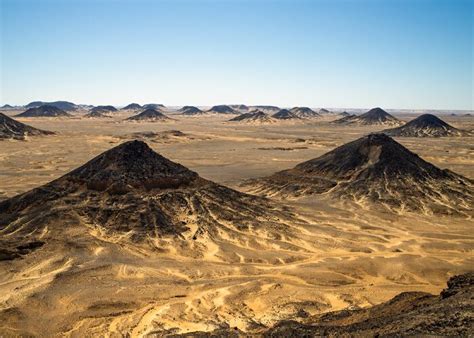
[0,110,472,336]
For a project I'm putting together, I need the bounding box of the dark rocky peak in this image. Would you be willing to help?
[65,140,199,191]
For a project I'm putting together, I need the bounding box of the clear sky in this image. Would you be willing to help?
[1,0,472,109]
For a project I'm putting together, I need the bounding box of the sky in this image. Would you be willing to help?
[0,0,472,110]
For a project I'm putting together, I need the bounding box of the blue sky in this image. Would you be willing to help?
[1,0,472,109]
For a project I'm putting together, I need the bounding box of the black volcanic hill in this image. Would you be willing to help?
[339,111,350,117]
[383,114,468,137]
[179,106,204,115]
[1,104,14,109]
[319,108,330,114]
[334,107,403,126]
[272,109,302,120]
[122,103,142,110]
[126,108,172,121]
[230,104,249,111]
[246,133,473,215]
[25,101,78,111]
[143,103,165,109]
[15,105,72,118]
[91,105,117,113]
[0,140,294,245]
[0,113,54,140]
[206,105,238,114]
[251,105,280,113]
[290,107,320,118]
[228,110,275,123]
[83,110,113,118]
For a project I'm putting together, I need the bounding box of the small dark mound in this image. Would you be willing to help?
[229,110,274,123]
[383,114,467,137]
[179,106,203,115]
[143,103,165,109]
[122,103,142,110]
[0,113,54,139]
[91,105,117,113]
[333,107,402,126]
[206,105,237,114]
[15,105,71,118]
[1,104,14,109]
[126,109,171,121]
[290,107,320,118]
[272,109,301,120]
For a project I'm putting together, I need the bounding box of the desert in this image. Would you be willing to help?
[0,106,473,336]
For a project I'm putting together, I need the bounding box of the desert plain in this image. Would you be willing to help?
[0,109,473,336]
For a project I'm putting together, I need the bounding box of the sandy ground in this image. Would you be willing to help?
[0,110,473,336]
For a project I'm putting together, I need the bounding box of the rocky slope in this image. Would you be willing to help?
[383,114,469,137]
[0,113,54,140]
[245,133,473,215]
[174,273,474,337]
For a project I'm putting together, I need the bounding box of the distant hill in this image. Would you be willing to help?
[272,109,302,120]
[318,108,330,114]
[0,113,54,140]
[333,107,403,126]
[25,101,78,111]
[383,114,468,137]
[179,106,204,115]
[1,104,14,109]
[122,103,142,110]
[15,105,72,118]
[251,105,280,113]
[126,108,172,121]
[142,103,165,110]
[206,105,238,114]
[228,110,276,123]
[83,110,113,118]
[229,104,249,112]
[90,105,117,113]
[290,107,320,118]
